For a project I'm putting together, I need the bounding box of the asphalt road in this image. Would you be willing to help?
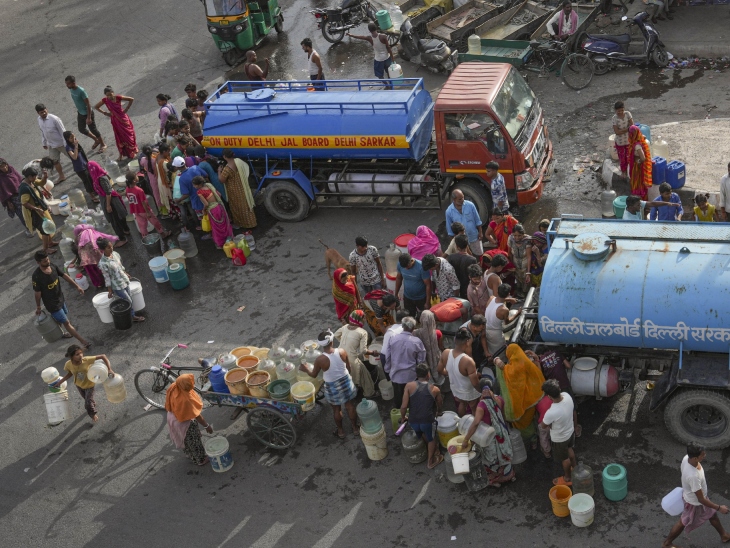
[3,1,730,547]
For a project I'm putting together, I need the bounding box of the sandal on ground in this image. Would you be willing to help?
[196,457,209,466]
[133,316,146,323]
[553,477,572,486]
[56,178,67,184]
[575,424,582,438]
[428,453,444,469]
[114,240,128,248]
[333,429,345,439]
[62,332,73,339]
[46,248,57,255]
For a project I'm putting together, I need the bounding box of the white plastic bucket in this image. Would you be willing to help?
[291,381,316,412]
[379,379,394,400]
[92,293,115,324]
[129,280,145,311]
[148,256,169,283]
[204,436,234,473]
[568,493,595,527]
[360,425,388,461]
[662,487,684,516]
[47,199,61,215]
[44,391,70,425]
[451,452,470,474]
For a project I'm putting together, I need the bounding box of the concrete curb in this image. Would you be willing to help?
[663,42,730,59]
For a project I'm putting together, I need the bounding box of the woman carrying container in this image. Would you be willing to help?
[165,374,214,466]
[52,346,114,423]
[462,378,515,487]
[493,344,545,451]
[332,268,360,324]
[192,175,231,248]
[19,166,56,254]
[88,161,129,247]
[73,224,116,288]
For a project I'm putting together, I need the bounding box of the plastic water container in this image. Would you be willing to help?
[613,195,628,219]
[666,160,686,189]
[246,370,271,398]
[87,360,109,384]
[602,463,628,501]
[244,232,255,251]
[205,436,234,472]
[267,379,291,401]
[44,390,70,425]
[376,9,392,30]
[652,156,667,185]
[601,190,617,218]
[389,5,404,30]
[571,462,595,496]
[129,280,145,311]
[568,494,595,527]
[607,135,619,161]
[35,311,64,343]
[258,359,278,381]
[385,243,401,276]
[387,63,404,87]
[468,34,482,55]
[291,381,315,411]
[550,485,572,517]
[653,138,669,159]
[457,414,495,447]
[662,487,684,516]
[148,256,169,283]
[47,199,61,215]
[394,233,415,254]
[42,366,67,392]
[509,428,527,465]
[209,365,230,393]
[379,379,394,400]
[637,123,651,142]
[385,272,397,295]
[75,272,89,291]
[92,293,115,323]
[177,230,198,258]
[436,411,459,448]
[224,368,249,395]
[401,429,428,463]
[444,452,465,483]
[103,373,127,403]
[68,188,87,210]
[276,361,298,385]
[58,201,72,216]
[451,452,470,474]
[360,425,388,460]
[357,398,384,435]
[167,263,189,290]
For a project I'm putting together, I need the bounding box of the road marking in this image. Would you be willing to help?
[250,521,294,548]
[298,474,311,485]
[411,479,431,509]
[593,391,632,435]
[216,516,250,548]
[258,453,270,464]
[312,502,362,548]
[630,383,647,423]
[264,455,279,467]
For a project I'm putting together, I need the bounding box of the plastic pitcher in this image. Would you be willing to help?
[103,373,127,403]
[601,190,617,218]
[571,462,595,497]
[468,34,482,55]
[356,398,384,435]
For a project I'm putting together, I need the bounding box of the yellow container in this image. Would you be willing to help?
[223,240,236,258]
[438,426,459,449]
[163,248,186,269]
[236,355,260,375]
[550,485,573,518]
[291,381,316,411]
[230,346,252,359]
[253,347,270,359]
[224,368,249,395]
[447,435,472,455]
[246,371,271,398]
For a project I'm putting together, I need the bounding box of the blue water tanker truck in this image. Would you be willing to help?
[508,216,730,448]
[201,64,552,222]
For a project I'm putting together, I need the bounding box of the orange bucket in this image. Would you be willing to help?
[549,485,573,517]
[224,368,250,395]
[230,346,252,359]
[236,355,260,374]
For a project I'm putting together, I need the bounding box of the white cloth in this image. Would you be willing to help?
[681,455,707,506]
[307,49,320,76]
[445,350,481,401]
[372,34,390,61]
[612,111,633,147]
[547,11,575,36]
[484,298,505,355]
[719,174,730,210]
[322,349,348,383]
[484,272,499,298]
[38,114,66,148]
[334,326,375,397]
[623,201,647,220]
[542,393,574,442]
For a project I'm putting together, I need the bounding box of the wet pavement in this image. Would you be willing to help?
[3,0,730,546]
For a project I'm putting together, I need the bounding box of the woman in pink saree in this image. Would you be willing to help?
[407,225,442,260]
[94,86,138,161]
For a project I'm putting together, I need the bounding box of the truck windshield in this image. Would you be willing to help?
[204,0,247,16]
[491,69,535,141]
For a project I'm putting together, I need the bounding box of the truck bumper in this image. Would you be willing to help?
[517,135,553,206]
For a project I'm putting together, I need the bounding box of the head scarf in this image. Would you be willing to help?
[88,161,119,198]
[413,310,445,385]
[628,125,652,198]
[0,159,23,205]
[73,223,118,248]
[497,344,545,431]
[348,309,365,328]
[407,225,441,260]
[490,214,518,252]
[532,231,547,249]
[317,329,335,347]
[332,268,357,320]
[164,374,203,422]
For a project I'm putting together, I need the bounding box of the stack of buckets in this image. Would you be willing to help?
[41,367,70,425]
[357,399,388,460]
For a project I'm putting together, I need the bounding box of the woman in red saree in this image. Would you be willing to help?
[332,268,360,323]
[628,125,652,199]
[485,209,519,252]
[94,86,138,161]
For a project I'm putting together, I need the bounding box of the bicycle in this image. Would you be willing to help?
[523,39,594,91]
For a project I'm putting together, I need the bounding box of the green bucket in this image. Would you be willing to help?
[376,9,392,30]
[613,195,628,219]
[267,379,291,401]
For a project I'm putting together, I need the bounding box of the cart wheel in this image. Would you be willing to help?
[387,33,400,47]
[223,48,239,67]
[246,407,297,449]
[134,369,171,409]
[274,13,284,33]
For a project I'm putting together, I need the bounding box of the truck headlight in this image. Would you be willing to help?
[515,171,534,191]
[209,26,218,34]
[235,25,243,32]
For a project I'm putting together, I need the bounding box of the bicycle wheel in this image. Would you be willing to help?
[561,53,594,90]
[134,369,173,409]
[246,407,297,449]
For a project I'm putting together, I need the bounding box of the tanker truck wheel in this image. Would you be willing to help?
[264,180,311,222]
[664,389,730,449]
[451,179,492,223]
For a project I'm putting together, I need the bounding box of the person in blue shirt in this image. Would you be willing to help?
[395,253,432,318]
[650,182,684,221]
[193,145,227,202]
[445,189,484,256]
[486,161,509,215]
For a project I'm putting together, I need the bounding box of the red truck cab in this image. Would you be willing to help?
[435,62,552,216]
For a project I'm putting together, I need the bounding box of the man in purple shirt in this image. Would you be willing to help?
[650,182,684,221]
[383,316,426,408]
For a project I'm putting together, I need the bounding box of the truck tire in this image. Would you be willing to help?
[264,179,311,222]
[451,179,493,222]
[664,389,730,449]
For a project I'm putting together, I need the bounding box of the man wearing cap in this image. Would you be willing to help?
[174,157,207,232]
[299,330,360,439]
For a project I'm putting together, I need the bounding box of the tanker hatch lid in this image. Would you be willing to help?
[572,232,611,261]
[573,357,598,371]
[245,89,276,102]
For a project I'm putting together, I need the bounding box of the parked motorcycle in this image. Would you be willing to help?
[578,12,669,74]
[310,0,377,43]
[398,18,455,73]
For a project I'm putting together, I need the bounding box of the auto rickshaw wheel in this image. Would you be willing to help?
[274,13,284,33]
[223,48,240,67]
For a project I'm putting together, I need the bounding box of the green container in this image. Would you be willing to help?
[602,463,628,501]
[376,9,392,30]
[267,379,291,401]
[613,195,628,219]
[167,263,190,290]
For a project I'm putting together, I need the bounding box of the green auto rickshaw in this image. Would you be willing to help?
[201,0,284,66]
